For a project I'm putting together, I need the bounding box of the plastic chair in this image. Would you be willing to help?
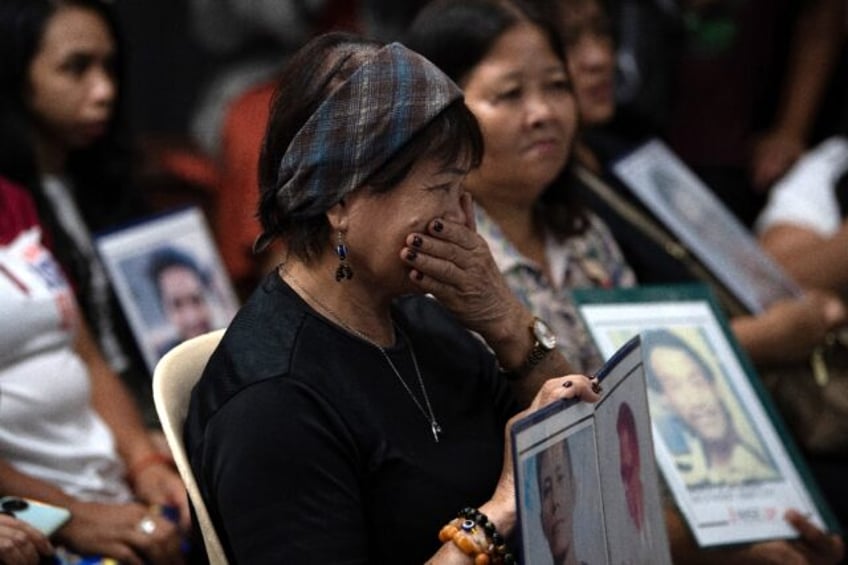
[152,329,229,565]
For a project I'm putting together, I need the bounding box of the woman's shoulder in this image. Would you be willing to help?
[214,273,306,374]
[0,176,37,214]
[0,175,28,195]
[188,275,315,429]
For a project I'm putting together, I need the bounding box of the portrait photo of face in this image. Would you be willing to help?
[96,206,240,373]
[537,440,577,565]
[617,403,644,532]
[618,144,801,313]
[595,377,671,565]
[576,293,828,547]
[519,425,606,565]
[148,246,214,343]
[643,329,780,488]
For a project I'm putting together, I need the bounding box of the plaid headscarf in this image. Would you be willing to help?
[274,42,463,219]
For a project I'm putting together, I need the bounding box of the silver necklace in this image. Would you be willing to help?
[283,267,443,443]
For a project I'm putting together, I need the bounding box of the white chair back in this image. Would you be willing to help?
[152,329,229,565]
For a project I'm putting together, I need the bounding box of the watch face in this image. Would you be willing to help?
[533,318,557,350]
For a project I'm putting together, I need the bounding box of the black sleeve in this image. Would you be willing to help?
[201,378,369,564]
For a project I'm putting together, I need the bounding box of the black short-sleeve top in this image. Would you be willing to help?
[184,273,518,563]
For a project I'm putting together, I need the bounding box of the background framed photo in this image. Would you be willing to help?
[574,284,836,547]
[612,140,802,313]
[96,207,239,374]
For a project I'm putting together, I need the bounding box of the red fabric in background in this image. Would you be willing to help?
[0,177,40,245]
[216,80,275,287]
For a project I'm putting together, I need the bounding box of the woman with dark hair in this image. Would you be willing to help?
[0,2,189,563]
[184,31,601,564]
[0,0,146,381]
[405,0,636,375]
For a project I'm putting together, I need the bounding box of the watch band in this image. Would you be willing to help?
[500,318,557,381]
[523,317,557,372]
[525,342,551,370]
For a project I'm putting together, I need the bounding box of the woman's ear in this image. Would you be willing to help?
[326,198,347,232]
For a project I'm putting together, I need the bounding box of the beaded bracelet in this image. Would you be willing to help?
[439,521,489,564]
[438,507,516,564]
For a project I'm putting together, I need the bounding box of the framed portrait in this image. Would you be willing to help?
[574,283,836,547]
[512,338,671,564]
[95,207,239,374]
[612,139,802,314]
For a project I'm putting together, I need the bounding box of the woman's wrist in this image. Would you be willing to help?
[484,310,538,373]
[438,507,516,564]
[126,451,174,488]
[477,499,515,539]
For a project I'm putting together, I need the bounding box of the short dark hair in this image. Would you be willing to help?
[148,247,209,307]
[406,0,565,86]
[642,330,716,394]
[405,0,589,239]
[256,32,484,263]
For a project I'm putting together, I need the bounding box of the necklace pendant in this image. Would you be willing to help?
[431,422,442,443]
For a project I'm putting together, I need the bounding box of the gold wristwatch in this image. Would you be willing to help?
[525,317,557,370]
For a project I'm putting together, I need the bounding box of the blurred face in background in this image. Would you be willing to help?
[560,0,616,127]
[461,21,577,206]
[159,266,213,340]
[27,5,116,155]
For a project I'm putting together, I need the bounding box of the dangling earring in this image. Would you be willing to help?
[335,231,353,281]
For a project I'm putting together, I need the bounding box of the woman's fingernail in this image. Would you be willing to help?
[414,271,424,281]
[405,250,417,261]
[562,380,573,389]
[412,235,423,248]
[433,219,444,232]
